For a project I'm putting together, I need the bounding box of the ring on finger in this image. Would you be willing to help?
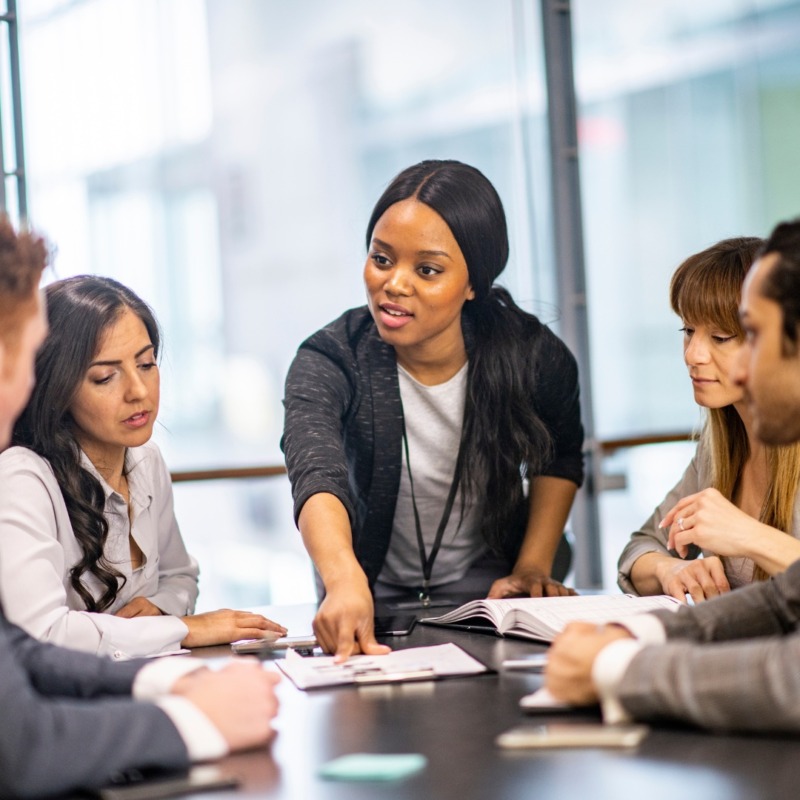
[677,517,685,531]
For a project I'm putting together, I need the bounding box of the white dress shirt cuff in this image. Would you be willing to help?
[610,613,667,645]
[133,657,208,700]
[592,639,645,725]
[155,696,229,762]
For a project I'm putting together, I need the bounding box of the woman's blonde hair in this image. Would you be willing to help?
[671,236,800,580]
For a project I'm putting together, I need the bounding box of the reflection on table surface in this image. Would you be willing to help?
[191,602,800,800]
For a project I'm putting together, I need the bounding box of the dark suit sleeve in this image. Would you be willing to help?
[0,616,188,798]
[616,559,800,732]
[7,614,144,697]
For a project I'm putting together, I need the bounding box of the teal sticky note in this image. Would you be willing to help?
[318,753,427,782]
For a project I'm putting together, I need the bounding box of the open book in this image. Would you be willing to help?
[420,594,680,643]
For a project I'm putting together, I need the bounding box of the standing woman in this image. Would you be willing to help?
[617,237,800,601]
[283,160,584,658]
[0,275,286,657]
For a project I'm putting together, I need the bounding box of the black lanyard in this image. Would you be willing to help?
[401,416,469,606]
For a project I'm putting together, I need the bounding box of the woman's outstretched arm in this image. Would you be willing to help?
[299,492,390,661]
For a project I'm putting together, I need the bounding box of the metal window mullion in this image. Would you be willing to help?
[540,0,603,588]
[0,0,26,219]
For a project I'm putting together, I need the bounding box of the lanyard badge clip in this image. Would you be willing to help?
[418,581,431,608]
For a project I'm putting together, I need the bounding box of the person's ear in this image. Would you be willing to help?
[0,342,10,417]
[466,283,476,301]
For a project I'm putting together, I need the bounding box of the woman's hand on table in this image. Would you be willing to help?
[653,554,730,603]
[487,568,576,599]
[181,609,287,647]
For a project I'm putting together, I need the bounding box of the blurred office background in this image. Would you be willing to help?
[4,0,800,604]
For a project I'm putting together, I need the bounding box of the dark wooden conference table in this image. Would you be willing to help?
[190,600,799,800]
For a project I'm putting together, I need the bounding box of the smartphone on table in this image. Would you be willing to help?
[94,766,239,800]
[373,614,417,636]
[496,723,649,749]
[231,635,318,655]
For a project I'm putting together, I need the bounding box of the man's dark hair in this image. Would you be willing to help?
[759,219,800,354]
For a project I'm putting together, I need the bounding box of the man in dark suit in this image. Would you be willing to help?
[545,219,800,731]
[0,217,280,797]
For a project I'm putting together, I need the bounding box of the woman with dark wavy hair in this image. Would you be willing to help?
[282,159,584,658]
[0,275,286,657]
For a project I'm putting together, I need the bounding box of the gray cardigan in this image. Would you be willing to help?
[281,306,584,587]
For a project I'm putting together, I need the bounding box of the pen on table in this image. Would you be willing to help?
[501,654,549,671]
[229,630,285,655]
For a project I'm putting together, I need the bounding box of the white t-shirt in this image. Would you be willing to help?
[378,363,485,588]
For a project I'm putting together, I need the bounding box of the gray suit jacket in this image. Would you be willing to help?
[618,558,800,731]
[0,606,188,797]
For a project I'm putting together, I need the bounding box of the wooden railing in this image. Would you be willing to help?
[169,432,695,484]
[597,431,694,455]
[170,465,287,483]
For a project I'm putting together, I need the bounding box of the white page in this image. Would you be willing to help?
[422,598,507,627]
[509,595,680,639]
[276,643,488,690]
[423,594,680,641]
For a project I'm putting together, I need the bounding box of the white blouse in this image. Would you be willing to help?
[0,442,197,658]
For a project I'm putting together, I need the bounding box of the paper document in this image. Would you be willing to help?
[276,643,488,690]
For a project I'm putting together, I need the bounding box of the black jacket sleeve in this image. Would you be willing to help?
[281,335,358,526]
[533,327,584,486]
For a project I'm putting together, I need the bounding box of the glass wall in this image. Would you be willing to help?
[18,0,559,605]
[17,0,800,597]
[573,0,800,587]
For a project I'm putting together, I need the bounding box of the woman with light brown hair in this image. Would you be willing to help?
[618,236,800,602]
